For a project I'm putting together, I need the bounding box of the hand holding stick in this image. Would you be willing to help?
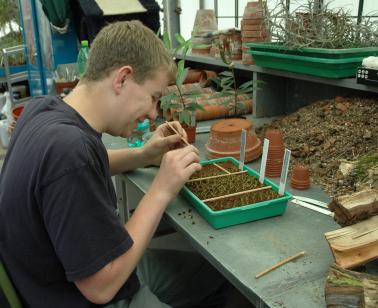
[255,251,306,279]
[165,121,190,146]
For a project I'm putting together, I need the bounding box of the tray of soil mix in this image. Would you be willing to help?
[181,157,292,229]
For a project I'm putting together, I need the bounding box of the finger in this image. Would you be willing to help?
[170,121,188,139]
[170,145,200,162]
[179,150,201,168]
[161,133,183,148]
[182,162,202,181]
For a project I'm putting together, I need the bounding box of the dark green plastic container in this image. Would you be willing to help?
[246,42,378,59]
[181,157,292,229]
[246,42,378,78]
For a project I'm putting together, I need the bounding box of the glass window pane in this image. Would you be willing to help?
[217,0,235,17]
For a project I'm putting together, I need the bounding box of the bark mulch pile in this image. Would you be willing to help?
[256,96,378,197]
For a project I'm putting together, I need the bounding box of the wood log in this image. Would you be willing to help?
[325,215,378,269]
[325,264,378,308]
[328,189,378,226]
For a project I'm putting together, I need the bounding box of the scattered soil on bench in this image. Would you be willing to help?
[256,96,378,197]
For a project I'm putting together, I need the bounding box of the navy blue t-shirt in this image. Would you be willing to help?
[0,96,139,307]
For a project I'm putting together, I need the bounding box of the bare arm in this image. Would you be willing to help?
[108,122,186,176]
[108,147,149,175]
[75,146,201,304]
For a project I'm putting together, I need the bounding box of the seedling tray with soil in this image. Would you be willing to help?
[181,157,292,229]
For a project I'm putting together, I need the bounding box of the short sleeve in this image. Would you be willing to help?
[40,163,133,281]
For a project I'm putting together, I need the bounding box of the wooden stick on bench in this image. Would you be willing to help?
[255,251,306,279]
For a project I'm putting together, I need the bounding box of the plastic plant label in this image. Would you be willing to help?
[239,129,247,170]
[259,138,270,184]
[279,149,291,195]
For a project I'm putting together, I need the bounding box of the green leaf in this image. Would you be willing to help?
[176,66,188,87]
[179,112,191,125]
[237,87,254,94]
[185,102,205,111]
[163,31,172,51]
[192,43,212,49]
[160,93,178,103]
[209,77,222,86]
[219,71,233,77]
[175,33,186,46]
[239,80,255,89]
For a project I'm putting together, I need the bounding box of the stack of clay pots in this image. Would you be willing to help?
[205,118,262,162]
[264,128,285,177]
[241,1,270,65]
[291,165,311,190]
[209,29,242,61]
[191,9,218,56]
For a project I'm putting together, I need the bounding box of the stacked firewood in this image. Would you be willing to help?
[324,188,378,307]
[328,189,378,226]
[325,265,378,307]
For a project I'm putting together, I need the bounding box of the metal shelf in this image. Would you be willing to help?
[0,71,29,84]
[177,53,378,94]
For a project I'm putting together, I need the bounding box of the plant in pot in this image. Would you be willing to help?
[159,32,205,143]
[204,35,262,162]
[247,0,378,78]
[210,36,257,118]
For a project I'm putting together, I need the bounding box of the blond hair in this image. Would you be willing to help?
[82,20,175,84]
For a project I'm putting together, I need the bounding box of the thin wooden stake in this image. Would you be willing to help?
[213,163,231,174]
[202,186,272,203]
[187,170,247,183]
[255,251,306,279]
[165,121,190,146]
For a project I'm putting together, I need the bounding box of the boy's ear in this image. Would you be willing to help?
[113,65,134,94]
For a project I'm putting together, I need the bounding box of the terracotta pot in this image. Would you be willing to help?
[191,47,211,55]
[199,70,218,87]
[192,9,218,37]
[241,18,265,26]
[11,105,24,121]
[243,2,267,20]
[205,118,262,162]
[242,30,269,38]
[241,24,265,31]
[291,165,311,190]
[265,128,284,147]
[184,70,202,84]
[182,123,196,144]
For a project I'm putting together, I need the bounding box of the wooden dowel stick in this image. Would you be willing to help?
[255,251,306,279]
[213,163,231,174]
[165,121,190,146]
[202,186,271,203]
[187,170,247,183]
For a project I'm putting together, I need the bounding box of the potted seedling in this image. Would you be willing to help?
[160,32,205,143]
[204,35,262,162]
[247,0,378,78]
[210,35,258,117]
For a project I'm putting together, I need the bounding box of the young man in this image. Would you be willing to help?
[0,21,229,307]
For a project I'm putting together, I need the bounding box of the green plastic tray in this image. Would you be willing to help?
[246,42,378,59]
[248,50,365,78]
[181,157,292,229]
